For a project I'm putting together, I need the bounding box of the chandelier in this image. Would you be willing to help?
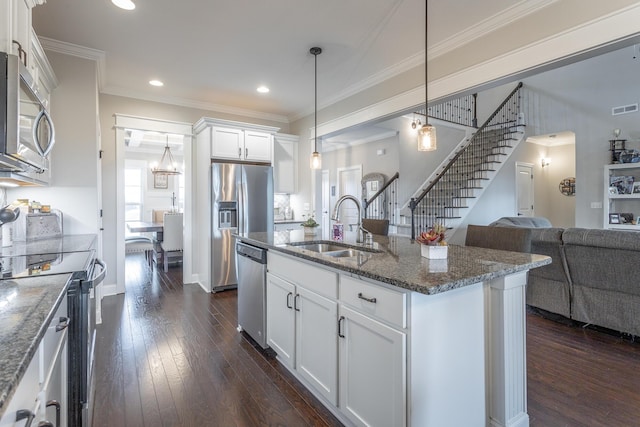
[151,135,181,175]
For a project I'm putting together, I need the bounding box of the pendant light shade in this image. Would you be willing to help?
[310,46,322,170]
[419,1,436,151]
[418,123,437,151]
[151,135,181,175]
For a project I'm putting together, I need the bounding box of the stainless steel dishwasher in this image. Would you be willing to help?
[236,241,268,348]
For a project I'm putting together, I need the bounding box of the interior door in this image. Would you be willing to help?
[516,163,534,217]
[336,165,363,231]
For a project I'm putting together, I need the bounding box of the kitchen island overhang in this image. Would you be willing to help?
[236,230,550,427]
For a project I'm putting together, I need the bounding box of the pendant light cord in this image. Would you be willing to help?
[425,1,428,115]
[311,47,322,153]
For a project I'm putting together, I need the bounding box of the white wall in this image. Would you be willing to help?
[535,142,576,228]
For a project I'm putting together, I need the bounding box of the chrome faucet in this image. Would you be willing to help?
[331,195,371,244]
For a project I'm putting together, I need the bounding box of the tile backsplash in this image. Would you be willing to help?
[274,194,292,220]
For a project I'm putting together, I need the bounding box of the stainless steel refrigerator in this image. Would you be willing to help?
[211,161,273,292]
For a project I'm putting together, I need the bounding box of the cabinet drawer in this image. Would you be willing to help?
[40,296,68,383]
[268,251,337,299]
[340,275,407,329]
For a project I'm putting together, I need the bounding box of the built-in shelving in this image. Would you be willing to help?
[604,163,640,230]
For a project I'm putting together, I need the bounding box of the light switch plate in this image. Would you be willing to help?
[591,202,602,209]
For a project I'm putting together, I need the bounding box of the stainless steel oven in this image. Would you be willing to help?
[0,52,55,179]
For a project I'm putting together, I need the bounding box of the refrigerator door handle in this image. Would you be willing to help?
[238,181,246,234]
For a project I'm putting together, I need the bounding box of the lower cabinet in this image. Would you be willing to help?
[266,252,408,427]
[266,273,338,405]
[338,305,406,427]
[0,297,68,427]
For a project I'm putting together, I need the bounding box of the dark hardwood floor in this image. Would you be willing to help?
[92,254,640,427]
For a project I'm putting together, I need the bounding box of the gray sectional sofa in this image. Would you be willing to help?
[465,217,640,336]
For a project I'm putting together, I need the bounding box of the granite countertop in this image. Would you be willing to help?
[236,230,551,295]
[0,274,71,418]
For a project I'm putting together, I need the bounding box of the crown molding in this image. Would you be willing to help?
[39,37,107,92]
[104,86,289,124]
[429,0,558,59]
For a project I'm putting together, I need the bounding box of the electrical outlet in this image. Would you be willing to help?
[591,202,602,209]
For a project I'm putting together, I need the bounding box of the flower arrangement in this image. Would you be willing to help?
[416,223,447,246]
[300,213,319,228]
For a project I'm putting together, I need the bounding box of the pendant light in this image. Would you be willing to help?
[151,135,181,175]
[418,1,437,151]
[310,46,322,169]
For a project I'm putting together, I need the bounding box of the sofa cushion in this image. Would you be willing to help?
[489,216,553,228]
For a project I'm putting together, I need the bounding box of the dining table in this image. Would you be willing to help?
[127,221,164,241]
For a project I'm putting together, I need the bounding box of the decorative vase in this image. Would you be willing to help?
[304,226,317,236]
[421,244,448,259]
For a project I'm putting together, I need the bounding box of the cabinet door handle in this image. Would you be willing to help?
[245,148,248,158]
[358,292,377,304]
[238,147,242,158]
[56,317,70,332]
[286,292,293,309]
[16,409,35,427]
[294,294,300,312]
[46,400,60,427]
[338,316,346,338]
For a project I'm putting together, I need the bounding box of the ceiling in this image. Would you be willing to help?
[32,0,548,124]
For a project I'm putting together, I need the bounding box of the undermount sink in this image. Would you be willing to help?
[288,240,380,258]
[324,249,362,258]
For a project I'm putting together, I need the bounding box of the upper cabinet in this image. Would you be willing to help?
[274,133,298,194]
[194,118,279,163]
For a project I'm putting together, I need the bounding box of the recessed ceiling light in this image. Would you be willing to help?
[257,86,270,93]
[112,0,135,10]
[149,80,164,87]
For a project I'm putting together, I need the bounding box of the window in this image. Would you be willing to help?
[124,168,143,222]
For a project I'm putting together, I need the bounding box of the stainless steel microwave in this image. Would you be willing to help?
[0,52,55,176]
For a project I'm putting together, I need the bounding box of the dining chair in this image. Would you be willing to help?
[152,209,170,224]
[160,212,183,272]
[125,235,154,267]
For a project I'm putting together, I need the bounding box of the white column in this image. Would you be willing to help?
[486,271,529,427]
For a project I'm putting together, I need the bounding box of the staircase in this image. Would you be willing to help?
[398,83,525,238]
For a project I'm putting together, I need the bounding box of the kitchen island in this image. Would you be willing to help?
[236,230,550,427]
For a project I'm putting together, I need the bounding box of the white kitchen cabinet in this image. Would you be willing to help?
[338,304,406,427]
[274,133,298,194]
[0,296,68,427]
[194,118,279,163]
[266,273,296,368]
[295,286,338,405]
[604,163,640,230]
[266,271,338,405]
[243,130,272,162]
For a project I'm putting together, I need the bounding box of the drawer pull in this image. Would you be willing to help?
[56,317,70,332]
[357,293,377,304]
[16,409,35,426]
[37,421,54,427]
[338,316,345,338]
